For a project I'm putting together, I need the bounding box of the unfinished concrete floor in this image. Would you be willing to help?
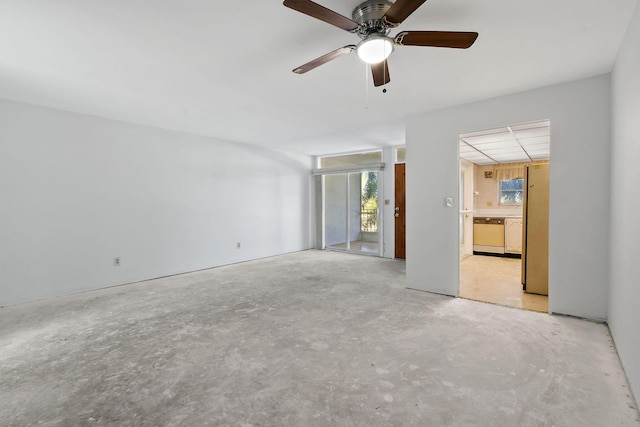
[1,250,638,426]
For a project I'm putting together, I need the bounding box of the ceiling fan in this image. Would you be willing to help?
[283,0,478,86]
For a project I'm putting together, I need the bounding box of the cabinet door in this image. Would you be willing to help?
[505,218,523,253]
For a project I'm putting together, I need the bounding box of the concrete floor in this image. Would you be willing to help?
[1,250,638,426]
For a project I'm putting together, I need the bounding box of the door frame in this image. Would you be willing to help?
[456,121,551,312]
[459,158,474,259]
[315,166,385,257]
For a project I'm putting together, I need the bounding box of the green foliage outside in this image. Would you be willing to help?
[499,178,524,205]
[361,172,378,232]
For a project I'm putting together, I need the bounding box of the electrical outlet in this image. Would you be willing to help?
[113,257,121,266]
[236,242,241,249]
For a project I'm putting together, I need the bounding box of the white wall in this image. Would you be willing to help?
[406,75,611,321]
[610,0,640,407]
[0,98,313,307]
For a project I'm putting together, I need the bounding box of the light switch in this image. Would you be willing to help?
[444,197,453,207]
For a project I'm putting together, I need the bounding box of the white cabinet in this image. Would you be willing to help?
[505,218,523,254]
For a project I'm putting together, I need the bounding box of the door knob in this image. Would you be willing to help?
[395,213,400,218]
[395,207,400,211]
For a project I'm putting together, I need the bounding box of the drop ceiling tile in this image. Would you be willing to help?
[529,154,551,160]
[458,148,484,156]
[482,148,527,155]
[519,136,550,145]
[490,152,530,159]
[524,144,550,151]
[526,150,551,155]
[463,133,514,145]
[460,127,510,138]
[470,160,497,165]
[462,155,492,162]
[459,145,478,153]
[460,153,495,164]
[467,141,520,151]
[521,146,549,156]
[459,121,550,165]
[513,128,551,140]
[492,156,531,163]
[510,121,550,131]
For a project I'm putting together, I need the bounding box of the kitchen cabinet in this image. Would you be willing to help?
[505,218,523,254]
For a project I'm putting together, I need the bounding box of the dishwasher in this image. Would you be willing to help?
[473,217,505,254]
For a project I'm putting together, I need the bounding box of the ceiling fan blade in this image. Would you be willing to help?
[383,0,428,26]
[371,60,390,87]
[293,46,356,74]
[283,0,359,32]
[395,31,479,48]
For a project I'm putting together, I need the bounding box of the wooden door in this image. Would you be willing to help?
[395,163,406,259]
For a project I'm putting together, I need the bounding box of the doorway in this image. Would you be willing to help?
[458,120,550,313]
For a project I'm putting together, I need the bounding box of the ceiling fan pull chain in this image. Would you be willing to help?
[365,63,370,109]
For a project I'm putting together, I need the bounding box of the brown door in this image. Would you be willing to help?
[395,163,406,259]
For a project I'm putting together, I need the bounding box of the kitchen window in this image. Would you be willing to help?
[499,178,524,205]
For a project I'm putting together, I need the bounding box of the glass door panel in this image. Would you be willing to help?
[325,174,348,251]
[323,171,381,256]
[355,171,380,255]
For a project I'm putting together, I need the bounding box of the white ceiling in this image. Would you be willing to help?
[459,120,550,165]
[0,1,635,156]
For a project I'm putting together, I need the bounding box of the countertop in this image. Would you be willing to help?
[473,209,522,219]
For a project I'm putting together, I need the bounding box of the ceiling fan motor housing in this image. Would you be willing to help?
[283,0,478,86]
[352,0,393,37]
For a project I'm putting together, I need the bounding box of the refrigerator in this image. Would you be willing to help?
[521,163,550,295]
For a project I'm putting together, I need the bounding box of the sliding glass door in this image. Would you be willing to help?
[325,174,348,250]
[324,171,381,256]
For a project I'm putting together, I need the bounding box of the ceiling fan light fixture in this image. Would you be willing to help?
[356,35,394,64]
